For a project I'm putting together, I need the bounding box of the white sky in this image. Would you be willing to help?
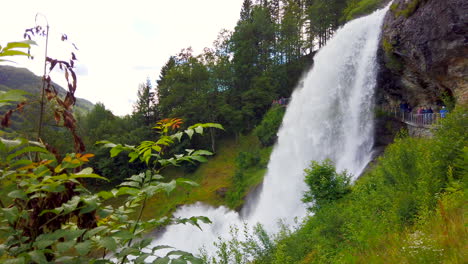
[1,0,243,115]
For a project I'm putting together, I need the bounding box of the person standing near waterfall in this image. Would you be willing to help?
[440,106,448,118]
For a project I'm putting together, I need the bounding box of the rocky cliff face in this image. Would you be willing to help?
[376,0,467,108]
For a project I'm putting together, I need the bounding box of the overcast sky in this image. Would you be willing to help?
[1,0,244,115]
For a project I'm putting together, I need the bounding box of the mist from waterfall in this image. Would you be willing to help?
[151,4,389,257]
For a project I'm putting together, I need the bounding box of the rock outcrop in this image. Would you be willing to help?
[376,0,468,108]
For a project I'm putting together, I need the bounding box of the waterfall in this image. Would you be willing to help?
[151,5,389,257]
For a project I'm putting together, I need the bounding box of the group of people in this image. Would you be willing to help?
[398,101,449,125]
[272,97,288,106]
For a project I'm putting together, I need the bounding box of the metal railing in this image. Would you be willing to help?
[392,109,443,128]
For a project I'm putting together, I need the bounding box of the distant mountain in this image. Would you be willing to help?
[0,65,94,112]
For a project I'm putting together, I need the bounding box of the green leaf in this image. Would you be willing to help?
[135,253,151,264]
[166,250,191,256]
[151,245,173,252]
[33,239,55,250]
[97,206,113,218]
[6,146,48,162]
[185,129,194,139]
[172,132,184,141]
[192,150,213,156]
[28,250,48,264]
[4,256,27,264]
[0,89,29,103]
[83,226,108,239]
[4,40,36,50]
[190,155,208,163]
[128,151,139,162]
[194,126,203,134]
[7,189,27,200]
[152,257,170,264]
[75,240,92,255]
[160,180,176,195]
[170,258,187,264]
[118,247,141,256]
[98,237,117,251]
[97,190,115,200]
[188,123,224,130]
[0,50,30,57]
[4,257,27,264]
[1,206,19,224]
[120,181,141,188]
[112,230,134,240]
[57,240,76,253]
[63,229,86,241]
[116,187,140,196]
[110,144,125,157]
[73,173,109,182]
[173,216,211,230]
[176,178,199,187]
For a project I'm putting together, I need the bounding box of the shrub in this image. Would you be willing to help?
[0,120,222,263]
[254,105,285,147]
[302,159,351,212]
[342,0,385,22]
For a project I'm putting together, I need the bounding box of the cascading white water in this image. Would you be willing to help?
[151,5,389,257]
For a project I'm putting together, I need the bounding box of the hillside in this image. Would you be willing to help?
[0,65,94,112]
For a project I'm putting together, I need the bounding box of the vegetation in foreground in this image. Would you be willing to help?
[0,117,221,263]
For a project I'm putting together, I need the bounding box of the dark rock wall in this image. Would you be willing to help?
[373,0,467,148]
[376,0,468,108]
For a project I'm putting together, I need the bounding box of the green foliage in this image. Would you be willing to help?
[382,38,403,72]
[225,135,271,209]
[202,223,277,264]
[0,118,223,263]
[391,0,425,18]
[0,90,29,108]
[342,0,385,22]
[254,104,285,146]
[0,40,35,62]
[440,91,456,112]
[302,159,351,212]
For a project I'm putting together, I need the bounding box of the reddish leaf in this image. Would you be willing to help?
[1,110,13,127]
[73,133,86,153]
[17,102,27,113]
[63,93,75,110]
[62,111,76,130]
[70,70,77,93]
[54,110,61,123]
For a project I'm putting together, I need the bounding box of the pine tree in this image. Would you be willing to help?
[133,79,156,126]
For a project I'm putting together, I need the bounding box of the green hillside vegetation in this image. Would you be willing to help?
[206,105,467,263]
[0,65,94,112]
